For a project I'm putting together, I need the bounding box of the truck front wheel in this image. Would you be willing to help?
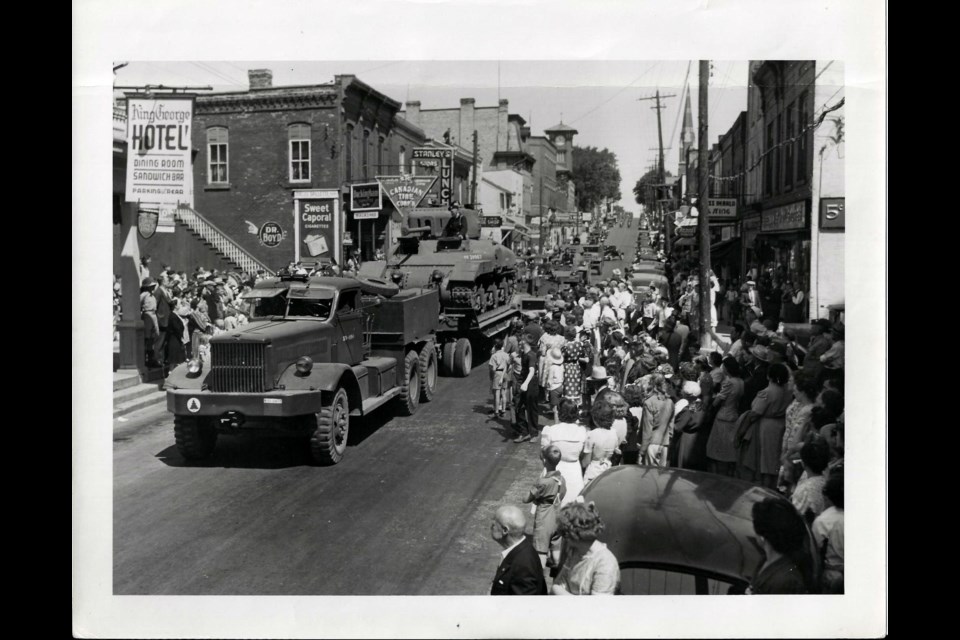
[310,387,350,465]
[174,415,217,460]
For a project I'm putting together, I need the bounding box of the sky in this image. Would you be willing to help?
[114,60,751,214]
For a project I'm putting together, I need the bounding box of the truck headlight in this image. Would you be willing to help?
[296,356,313,375]
[187,359,202,375]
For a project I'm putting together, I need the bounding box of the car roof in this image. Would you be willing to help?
[581,466,815,583]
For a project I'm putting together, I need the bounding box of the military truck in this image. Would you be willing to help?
[580,244,604,275]
[165,272,440,465]
[358,206,520,378]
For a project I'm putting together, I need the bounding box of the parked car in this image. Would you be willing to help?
[578,466,819,594]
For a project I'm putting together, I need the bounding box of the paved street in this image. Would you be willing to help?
[114,225,637,595]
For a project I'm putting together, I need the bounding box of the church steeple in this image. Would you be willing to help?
[679,89,695,176]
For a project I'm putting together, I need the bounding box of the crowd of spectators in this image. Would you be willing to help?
[492,241,844,594]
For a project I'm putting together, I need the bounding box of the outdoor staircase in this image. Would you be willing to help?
[175,206,274,276]
[113,370,166,418]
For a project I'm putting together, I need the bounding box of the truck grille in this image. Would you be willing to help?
[208,343,270,392]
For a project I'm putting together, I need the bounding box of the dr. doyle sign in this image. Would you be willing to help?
[294,190,340,263]
[125,97,194,206]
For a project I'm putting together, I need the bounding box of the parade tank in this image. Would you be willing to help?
[358,206,520,377]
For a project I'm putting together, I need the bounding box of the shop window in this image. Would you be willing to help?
[797,91,808,183]
[288,123,311,183]
[206,127,228,184]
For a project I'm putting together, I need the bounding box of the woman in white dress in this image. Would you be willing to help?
[540,398,588,505]
[581,401,621,485]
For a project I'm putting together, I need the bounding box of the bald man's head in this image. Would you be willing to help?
[491,505,527,547]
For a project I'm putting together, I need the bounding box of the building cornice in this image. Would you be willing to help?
[196,88,339,114]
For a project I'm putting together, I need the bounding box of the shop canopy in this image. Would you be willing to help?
[673,237,696,247]
[710,237,742,260]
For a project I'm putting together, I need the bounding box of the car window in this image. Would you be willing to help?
[619,567,739,595]
[337,290,358,314]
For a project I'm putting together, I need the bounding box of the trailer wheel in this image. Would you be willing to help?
[174,415,217,460]
[310,387,350,466]
[418,343,438,402]
[453,337,473,377]
[440,341,456,376]
[396,350,421,416]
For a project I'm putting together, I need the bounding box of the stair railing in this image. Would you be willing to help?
[175,205,274,276]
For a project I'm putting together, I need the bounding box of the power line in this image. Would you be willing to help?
[567,62,660,125]
[708,97,844,182]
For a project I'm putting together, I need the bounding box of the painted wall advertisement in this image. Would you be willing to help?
[294,190,340,263]
[412,147,453,205]
[125,97,194,206]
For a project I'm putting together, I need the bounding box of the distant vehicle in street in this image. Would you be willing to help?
[580,244,604,275]
[579,466,819,595]
[165,273,441,465]
[630,273,670,302]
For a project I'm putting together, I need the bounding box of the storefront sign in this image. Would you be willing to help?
[481,216,503,227]
[258,221,285,248]
[820,197,845,230]
[377,175,438,215]
[350,182,382,212]
[412,147,454,205]
[125,97,194,206]
[761,201,806,232]
[677,226,696,238]
[707,198,737,219]
[294,190,340,262]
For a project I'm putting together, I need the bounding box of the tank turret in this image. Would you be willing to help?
[358,205,518,317]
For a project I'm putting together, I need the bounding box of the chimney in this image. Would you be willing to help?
[498,99,509,112]
[460,98,475,147]
[248,69,273,90]
[405,101,421,126]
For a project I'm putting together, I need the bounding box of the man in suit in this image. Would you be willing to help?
[489,505,547,595]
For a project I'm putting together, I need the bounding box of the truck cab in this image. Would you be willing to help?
[165,273,440,466]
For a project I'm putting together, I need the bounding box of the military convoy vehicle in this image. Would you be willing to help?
[165,272,440,466]
[358,206,520,378]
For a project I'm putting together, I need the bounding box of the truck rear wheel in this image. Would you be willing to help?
[440,341,456,376]
[174,415,218,460]
[453,337,472,377]
[418,344,438,402]
[310,387,350,465]
[396,350,421,416]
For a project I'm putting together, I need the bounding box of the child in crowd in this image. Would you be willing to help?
[544,347,565,424]
[523,445,567,568]
[196,332,211,366]
[488,338,510,417]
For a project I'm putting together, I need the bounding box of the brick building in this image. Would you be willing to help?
[739,60,844,320]
[402,99,534,219]
[116,71,428,273]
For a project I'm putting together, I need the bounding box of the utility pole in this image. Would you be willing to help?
[471,130,478,206]
[639,90,676,255]
[697,60,713,349]
[538,174,545,253]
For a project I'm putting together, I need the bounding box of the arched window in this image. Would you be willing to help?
[288,123,311,182]
[206,127,228,184]
[345,124,355,181]
[399,145,406,172]
[377,135,385,174]
[362,129,370,179]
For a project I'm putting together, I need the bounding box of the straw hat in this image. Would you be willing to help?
[589,366,611,381]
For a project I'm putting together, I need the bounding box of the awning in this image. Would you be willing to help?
[710,237,741,260]
[673,237,696,247]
